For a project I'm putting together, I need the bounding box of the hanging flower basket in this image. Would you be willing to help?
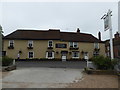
[19,51,22,53]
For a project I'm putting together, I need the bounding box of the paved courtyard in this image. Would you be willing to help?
[2,67,83,88]
[1,61,119,88]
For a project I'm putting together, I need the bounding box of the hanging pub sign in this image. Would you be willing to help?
[104,15,109,31]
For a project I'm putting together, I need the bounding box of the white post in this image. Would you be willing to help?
[108,9,114,59]
[13,59,15,65]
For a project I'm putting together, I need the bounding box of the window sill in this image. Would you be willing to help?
[72,57,79,59]
[27,47,33,49]
[8,46,14,49]
[47,47,53,49]
[47,57,54,59]
[69,47,79,50]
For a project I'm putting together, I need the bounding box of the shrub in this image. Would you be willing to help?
[2,56,14,66]
[91,56,118,70]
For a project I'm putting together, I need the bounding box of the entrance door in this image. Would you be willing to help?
[84,52,89,61]
[61,51,68,61]
[62,54,67,61]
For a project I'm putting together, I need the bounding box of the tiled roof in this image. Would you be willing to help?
[3,29,103,43]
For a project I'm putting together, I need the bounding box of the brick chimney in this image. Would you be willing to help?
[77,28,80,33]
[98,31,101,41]
[114,32,120,39]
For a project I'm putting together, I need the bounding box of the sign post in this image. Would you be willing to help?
[101,9,114,59]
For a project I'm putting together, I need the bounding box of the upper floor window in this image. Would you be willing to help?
[9,40,14,47]
[74,42,78,48]
[28,41,33,47]
[48,40,53,47]
[94,43,99,49]
[70,42,73,47]
[69,42,78,48]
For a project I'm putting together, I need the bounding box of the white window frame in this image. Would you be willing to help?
[28,40,33,47]
[69,42,73,47]
[94,43,99,49]
[28,51,34,58]
[69,42,78,48]
[72,52,79,59]
[46,51,54,59]
[73,42,78,48]
[9,40,14,47]
[48,40,53,47]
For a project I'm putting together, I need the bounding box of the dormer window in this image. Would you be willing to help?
[48,40,53,47]
[69,42,78,48]
[28,41,33,47]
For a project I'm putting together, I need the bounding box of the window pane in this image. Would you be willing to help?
[70,42,73,47]
[95,43,99,49]
[9,40,14,47]
[93,51,99,56]
[28,41,33,47]
[73,52,79,57]
[56,44,67,48]
[49,41,53,47]
[29,52,33,58]
[74,42,78,48]
[48,52,52,57]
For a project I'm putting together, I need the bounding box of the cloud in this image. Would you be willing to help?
[2,2,118,40]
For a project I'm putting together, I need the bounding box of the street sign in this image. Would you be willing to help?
[101,9,114,59]
[104,15,109,31]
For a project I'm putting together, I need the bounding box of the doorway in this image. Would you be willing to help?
[61,51,68,61]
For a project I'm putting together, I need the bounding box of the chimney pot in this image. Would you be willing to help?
[98,31,101,41]
[114,32,120,38]
[77,28,80,33]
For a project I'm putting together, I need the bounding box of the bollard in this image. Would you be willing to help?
[13,59,16,65]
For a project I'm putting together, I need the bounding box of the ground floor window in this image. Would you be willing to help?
[2,51,6,56]
[28,51,34,58]
[46,51,54,59]
[72,52,79,58]
[93,51,99,56]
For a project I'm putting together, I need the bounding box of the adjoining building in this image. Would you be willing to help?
[2,28,106,61]
[105,32,120,59]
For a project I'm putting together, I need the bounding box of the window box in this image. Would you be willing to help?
[27,46,33,49]
[47,47,53,49]
[69,47,79,50]
[8,46,14,49]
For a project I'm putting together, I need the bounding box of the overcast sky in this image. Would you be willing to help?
[1,1,118,40]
